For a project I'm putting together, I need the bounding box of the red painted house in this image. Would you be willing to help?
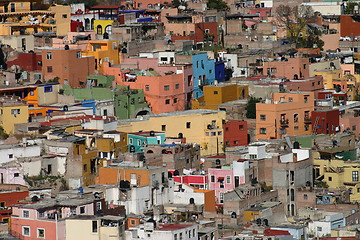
[224,120,248,147]
[172,174,208,189]
[7,52,42,72]
[0,189,29,223]
[311,109,340,135]
[317,91,347,106]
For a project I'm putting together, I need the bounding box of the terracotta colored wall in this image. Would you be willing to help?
[340,15,360,37]
[96,167,150,186]
[224,120,248,147]
[11,217,57,240]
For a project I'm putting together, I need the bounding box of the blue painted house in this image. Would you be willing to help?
[215,58,226,82]
[192,53,216,99]
[128,131,166,152]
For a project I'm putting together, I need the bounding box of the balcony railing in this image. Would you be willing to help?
[304,116,311,123]
[280,119,289,127]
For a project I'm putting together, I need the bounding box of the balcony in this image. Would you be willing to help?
[280,119,289,127]
[304,116,311,123]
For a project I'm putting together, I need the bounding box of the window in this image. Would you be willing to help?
[23,210,29,218]
[180,232,183,240]
[14,173,19,177]
[304,96,308,103]
[260,128,266,134]
[226,176,231,184]
[220,180,224,188]
[161,125,166,131]
[165,99,170,104]
[303,64,307,69]
[11,109,20,115]
[37,228,45,238]
[130,219,136,225]
[80,206,85,214]
[83,164,87,172]
[214,91,218,94]
[46,52,52,59]
[145,85,150,91]
[239,125,244,130]
[175,84,180,89]
[174,98,178,103]
[328,177,332,181]
[218,131,222,135]
[317,227,322,232]
[62,14,67,18]
[92,221,98,233]
[8,154,13,159]
[175,234,177,240]
[294,126,299,131]
[211,175,215,183]
[126,29,131,34]
[44,86,53,92]
[304,125,309,131]
[186,122,191,128]
[219,192,224,203]
[129,138,133,144]
[260,115,266,121]
[312,82,315,86]
[353,125,357,131]
[164,85,170,91]
[76,51,81,58]
[47,66,53,73]
[304,194,308,200]
[353,171,359,182]
[137,139,141,146]
[22,226,30,236]
[160,57,167,62]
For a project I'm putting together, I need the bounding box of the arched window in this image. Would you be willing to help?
[96,25,102,35]
[85,18,90,30]
[146,150,154,154]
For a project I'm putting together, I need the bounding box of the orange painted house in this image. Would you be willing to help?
[103,62,193,114]
[96,167,151,186]
[256,92,315,140]
[41,48,95,88]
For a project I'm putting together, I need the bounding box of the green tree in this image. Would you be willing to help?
[0,126,9,139]
[246,96,261,119]
[207,0,228,11]
[345,1,359,14]
[275,5,314,47]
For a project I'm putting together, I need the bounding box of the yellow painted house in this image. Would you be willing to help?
[0,97,28,134]
[312,69,341,90]
[93,19,114,35]
[315,157,360,202]
[192,83,248,110]
[0,2,70,36]
[117,109,226,156]
[82,40,119,74]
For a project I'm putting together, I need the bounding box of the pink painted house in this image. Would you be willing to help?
[10,197,97,240]
[52,32,96,51]
[208,168,234,204]
[261,57,310,79]
[0,165,27,185]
